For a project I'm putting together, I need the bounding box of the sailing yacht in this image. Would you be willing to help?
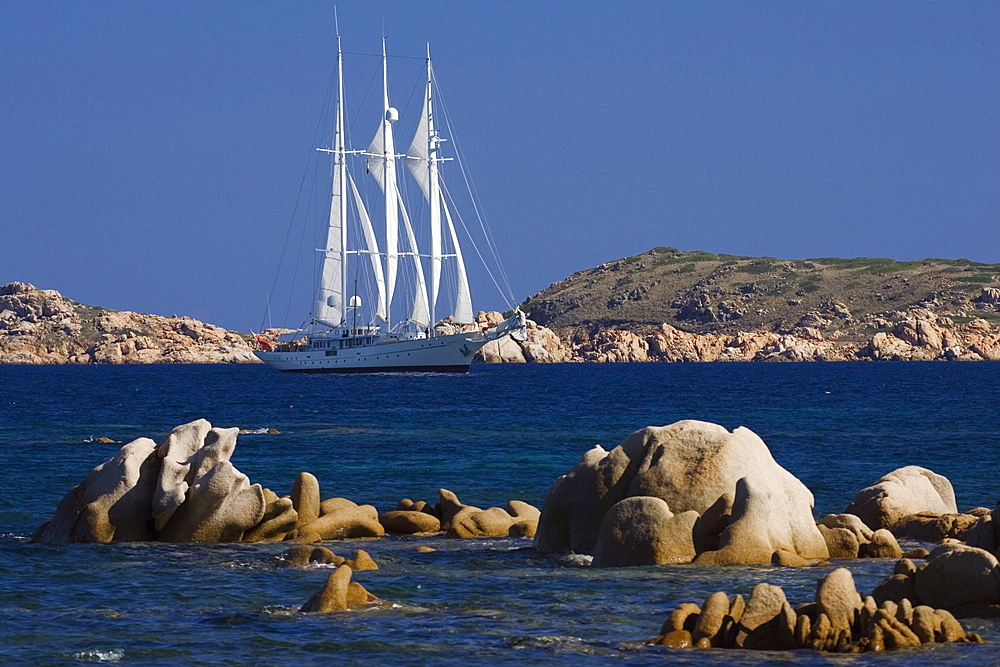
[255,38,526,373]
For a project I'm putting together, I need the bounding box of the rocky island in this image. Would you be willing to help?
[520,248,1000,362]
[0,282,258,365]
[3,248,999,364]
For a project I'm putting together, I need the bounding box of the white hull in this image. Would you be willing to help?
[254,331,488,373]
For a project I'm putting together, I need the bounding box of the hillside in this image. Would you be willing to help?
[521,247,1000,342]
[0,282,258,364]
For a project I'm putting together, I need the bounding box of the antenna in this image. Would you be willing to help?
[333,5,339,37]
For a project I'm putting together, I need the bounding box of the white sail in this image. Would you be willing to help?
[405,95,430,198]
[406,48,442,328]
[315,37,348,327]
[396,190,430,327]
[348,173,386,321]
[443,201,474,323]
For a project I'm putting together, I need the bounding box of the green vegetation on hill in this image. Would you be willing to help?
[520,247,1000,340]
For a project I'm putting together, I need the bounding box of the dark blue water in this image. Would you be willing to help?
[1,362,998,664]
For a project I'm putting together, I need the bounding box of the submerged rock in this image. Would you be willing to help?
[279,546,378,570]
[299,564,379,613]
[873,544,1000,617]
[649,567,984,651]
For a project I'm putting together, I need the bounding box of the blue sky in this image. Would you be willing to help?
[2,1,997,331]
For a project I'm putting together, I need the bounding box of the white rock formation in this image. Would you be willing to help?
[535,420,829,565]
[844,466,958,531]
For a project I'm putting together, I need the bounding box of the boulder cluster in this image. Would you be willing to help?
[379,489,540,539]
[815,513,906,559]
[30,419,548,617]
[534,420,830,566]
[875,545,1000,619]
[33,419,270,543]
[31,419,539,545]
[531,419,999,588]
[651,567,983,651]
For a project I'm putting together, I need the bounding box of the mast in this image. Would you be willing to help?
[406,44,443,331]
[380,39,398,328]
[368,38,432,330]
[315,34,348,326]
[426,45,442,333]
[407,45,474,325]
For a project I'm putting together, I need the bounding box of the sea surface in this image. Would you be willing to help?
[1,361,998,665]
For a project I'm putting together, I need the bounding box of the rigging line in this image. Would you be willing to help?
[441,181,513,309]
[287,148,323,327]
[400,68,423,132]
[261,62,339,330]
[442,104,514,303]
[440,137,516,307]
[346,59,379,140]
[433,78,516,303]
[341,50,425,61]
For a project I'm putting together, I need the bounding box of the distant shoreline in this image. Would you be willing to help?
[3,267,999,366]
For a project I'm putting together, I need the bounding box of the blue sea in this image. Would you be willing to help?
[1,362,998,665]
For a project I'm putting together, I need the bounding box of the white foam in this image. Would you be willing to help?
[72,649,124,662]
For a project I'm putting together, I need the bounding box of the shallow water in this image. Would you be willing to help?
[1,362,998,664]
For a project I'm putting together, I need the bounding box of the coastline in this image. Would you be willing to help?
[3,281,999,365]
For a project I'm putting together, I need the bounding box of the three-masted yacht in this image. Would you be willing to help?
[255,38,525,373]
